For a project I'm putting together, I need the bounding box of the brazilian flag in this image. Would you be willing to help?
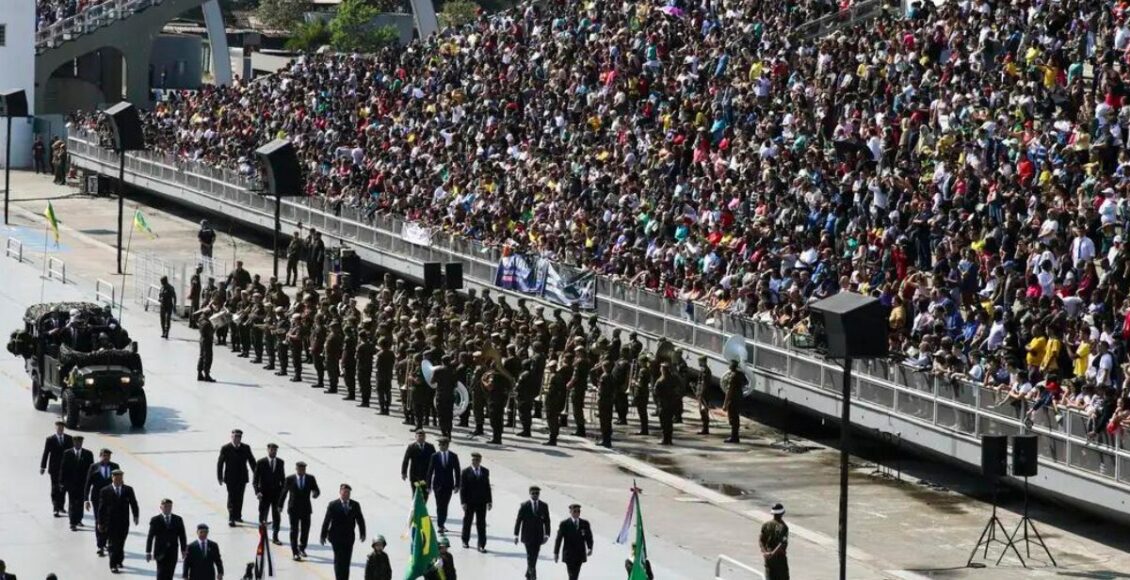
[404,484,443,579]
[628,489,649,580]
[44,201,61,245]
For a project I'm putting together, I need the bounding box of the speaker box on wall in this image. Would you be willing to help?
[0,90,29,118]
[1012,434,1038,477]
[981,435,1008,479]
[808,293,889,359]
[103,102,145,151]
[423,262,443,291]
[445,262,464,290]
[254,139,304,197]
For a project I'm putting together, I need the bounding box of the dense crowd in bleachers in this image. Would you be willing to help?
[36,0,110,32]
[70,0,1130,440]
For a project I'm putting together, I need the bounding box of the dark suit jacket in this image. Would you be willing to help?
[59,447,94,488]
[41,433,74,473]
[146,513,187,561]
[217,443,256,484]
[97,484,139,531]
[401,442,436,484]
[321,499,366,545]
[278,473,321,515]
[253,456,286,497]
[514,500,551,545]
[183,539,224,580]
[84,461,120,502]
[426,451,461,492]
[459,466,492,506]
[553,518,593,564]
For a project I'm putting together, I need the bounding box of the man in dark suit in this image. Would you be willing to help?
[0,559,13,579]
[182,523,224,580]
[554,504,594,580]
[253,443,286,545]
[514,486,551,580]
[216,429,256,526]
[145,498,187,580]
[40,421,73,517]
[277,461,321,561]
[58,434,94,530]
[426,438,460,534]
[98,469,140,573]
[84,448,120,556]
[321,483,366,580]
[459,452,492,551]
[401,430,435,497]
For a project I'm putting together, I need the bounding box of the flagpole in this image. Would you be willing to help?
[39,224,49,302]
[118,216,135,322]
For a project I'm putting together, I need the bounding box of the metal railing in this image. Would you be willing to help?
[715,555,765,580]
[143,283,161,311]
[5,238,23,263]
[65,132,1130,491]
[35,0,164,52]
[46,257,67,284]
[795,0,889,39]
[95,278,117,308]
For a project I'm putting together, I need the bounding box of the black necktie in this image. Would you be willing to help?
[299,475,304,489]
[165,515,171,526]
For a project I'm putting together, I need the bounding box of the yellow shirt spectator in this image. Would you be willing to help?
[1026,335,1047,368]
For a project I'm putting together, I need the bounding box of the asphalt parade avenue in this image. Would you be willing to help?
[2,170,1130,579]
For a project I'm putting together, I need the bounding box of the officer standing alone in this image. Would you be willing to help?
[760,503,790,580]
[158,275,177,339]
[197,312,216,382]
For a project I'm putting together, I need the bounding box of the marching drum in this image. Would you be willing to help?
[210,310,233,329]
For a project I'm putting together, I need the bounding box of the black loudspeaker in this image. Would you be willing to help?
[423,262,443,291]
[254,139,303,196]
[1012,435,1038,477]
[808,293,889,359]
[981,435,1008,479]
[445,262,463,290]
[103,102,145,151]
[0,90,29,117]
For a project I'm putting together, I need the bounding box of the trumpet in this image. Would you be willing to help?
[481,344,516,384]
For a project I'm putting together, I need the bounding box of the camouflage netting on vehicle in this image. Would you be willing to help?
[23,302,107,322]
[59,345,142,374]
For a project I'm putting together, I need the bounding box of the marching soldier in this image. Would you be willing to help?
[654,364,679,445]
[569,347,591,437]
[696,356,714,435]
[324,321,344,395]
[543,359,569,446]
[722,360,748,444]
[249,301,266,364]
[197,313,216,382]
[632,354,652,436]
[433,355,457,439]
[311,314,328,389]
[158,275,177,339]
[613,348,632,425]
[487,363,512,445]
[396,348,416,425]
[285,230,304,286]
[356,330,376,408]
[411,353,433,431]
[597,359,616,448]
[341,325,358,401]
[375,337,395,415]
[213,282,229,345]
[287,314,305,382]
[470,351,489,436]
[188,266,202,329]
[516,359,539,438]
[263,308,278,371]
[456,351,475,427]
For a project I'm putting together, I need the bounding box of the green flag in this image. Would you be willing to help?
[628,490,648,580]
[44,201,61,245]
[133,209,156,238]
[404,485,443,580]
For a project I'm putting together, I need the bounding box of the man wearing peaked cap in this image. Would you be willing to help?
[217,429,256,527]
[760,503,789,580]
[145,498,187,580]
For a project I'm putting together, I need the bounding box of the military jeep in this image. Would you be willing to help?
[7,302,147,429]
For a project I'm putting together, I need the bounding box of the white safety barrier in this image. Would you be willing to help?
[5,238,23,263]
[143,284,161,311]
[47,257,67,284]
[95,279,117,308]
[715,555,764,580]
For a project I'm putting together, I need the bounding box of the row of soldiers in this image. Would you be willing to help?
[192,270,750,446]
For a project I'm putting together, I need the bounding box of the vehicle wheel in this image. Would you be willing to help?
[129,393,147,429]
[61,391,81,429]
[31,373,49,411]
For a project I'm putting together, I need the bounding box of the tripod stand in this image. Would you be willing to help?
[999,476,1056,566]
[967,481,1025,567]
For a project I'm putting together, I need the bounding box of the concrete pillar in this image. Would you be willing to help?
[122,41,153,108]
[202,0,233,85]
